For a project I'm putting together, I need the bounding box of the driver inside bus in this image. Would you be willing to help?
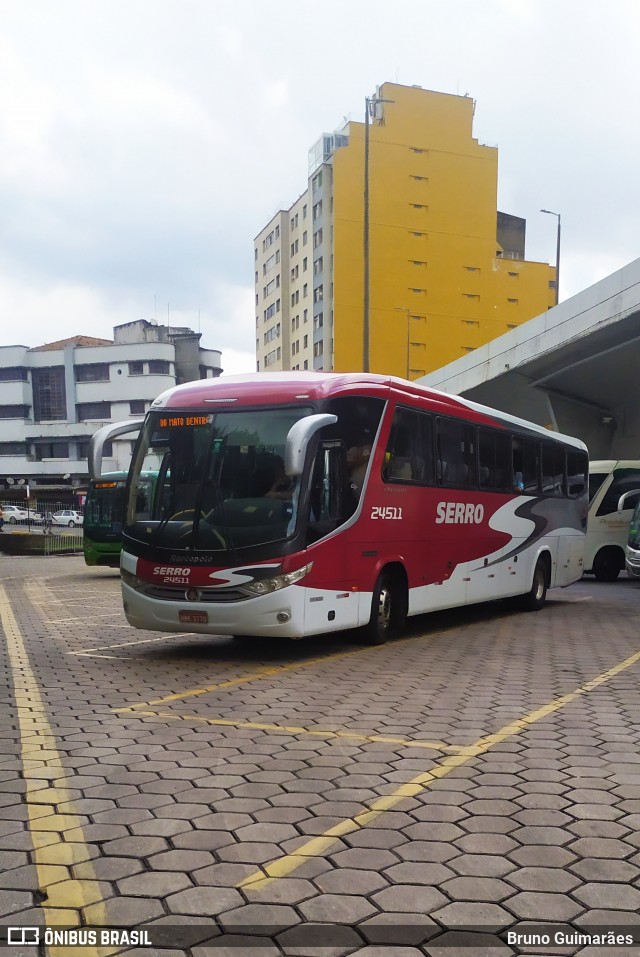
[265,456,294,500]
[347,444,371,497]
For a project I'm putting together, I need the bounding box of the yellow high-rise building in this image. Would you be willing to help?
[254,83,555,379]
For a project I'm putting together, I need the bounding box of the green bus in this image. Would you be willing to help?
[83,472,128,567]
[84,471,158,567]
[82,472,158,568]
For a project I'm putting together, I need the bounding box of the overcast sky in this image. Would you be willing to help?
[2,0,639,375]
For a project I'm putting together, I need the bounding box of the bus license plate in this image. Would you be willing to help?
[179,610,209,624]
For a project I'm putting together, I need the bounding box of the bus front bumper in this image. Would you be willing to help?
[121,580,309,639]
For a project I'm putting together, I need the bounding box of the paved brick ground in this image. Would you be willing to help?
[2,554,640,955]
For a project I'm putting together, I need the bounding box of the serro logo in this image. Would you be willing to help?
[153,566,190,576]
[435,502,484,525]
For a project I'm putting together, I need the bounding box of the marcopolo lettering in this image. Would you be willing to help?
[435,502,484,525]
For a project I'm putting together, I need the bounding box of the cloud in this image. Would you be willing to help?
[2,0,640,374]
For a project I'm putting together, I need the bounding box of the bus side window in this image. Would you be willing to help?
[566,450,588,498]
[512,437,540,494]
[383,407,433,484]
[436,418,476,488]
[478,428,511,491]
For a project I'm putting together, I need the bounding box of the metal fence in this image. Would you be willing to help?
[1,499,84,528]
[43,531,84,556]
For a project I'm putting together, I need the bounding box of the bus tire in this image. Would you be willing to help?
[592,547,621,582]
[519,557,549,612]
[364,570,407,645]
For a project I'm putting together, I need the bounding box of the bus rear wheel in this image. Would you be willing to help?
[364,571,407,645]
[592,547,622,582]
[519,557,549,612]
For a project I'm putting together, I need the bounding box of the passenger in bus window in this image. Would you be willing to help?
[513,471,525,492]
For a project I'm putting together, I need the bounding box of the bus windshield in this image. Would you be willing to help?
[126,407,313,553]
[85,476,127,542]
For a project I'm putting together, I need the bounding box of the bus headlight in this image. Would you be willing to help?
[121,568,146,590]
[243,562,313,596]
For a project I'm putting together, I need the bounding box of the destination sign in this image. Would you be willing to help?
[158,415,211,428]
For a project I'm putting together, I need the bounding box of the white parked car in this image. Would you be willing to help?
[2,505,29,523]
[51,509,84,528]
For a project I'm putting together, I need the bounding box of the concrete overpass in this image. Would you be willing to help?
[419,257,640,458]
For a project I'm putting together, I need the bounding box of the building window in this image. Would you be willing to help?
[303,231,308,246]
[313,285,323,303]
[507,298,519,304]
[129,361,144,376]
[0,367,28,382]
[314,257,323,276]
[303,204,307,219]
[313,200,323,220]
[74,363,110,383]
[34,441,70,461]
[32,367,67,421]
[313,313,324,331]
[77,401,111,420]
[0,405,29,419]
[313,341,323,357]
[303,335,308,348]
[313,229,323,248]
[129,400,145,415]
[0,441,27,455]
[148,360,170,375]
[312,171,323,192]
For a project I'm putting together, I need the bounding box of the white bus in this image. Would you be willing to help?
[586,460,640,580]
[106,373,589,643]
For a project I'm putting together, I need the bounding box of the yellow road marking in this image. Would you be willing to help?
[0,585,114,956]
[126,709,460,753]
[239,646,640,890]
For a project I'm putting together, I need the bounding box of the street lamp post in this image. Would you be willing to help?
[540,209,561,305]
[363,97,372,372]
[395,307,411,379]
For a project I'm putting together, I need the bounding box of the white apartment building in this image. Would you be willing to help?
[0,319,222,493]
[254,132,345,375]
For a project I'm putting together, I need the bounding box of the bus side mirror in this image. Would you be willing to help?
[617,489,640,512]
[89,419,145,480]
[284,414,337,477]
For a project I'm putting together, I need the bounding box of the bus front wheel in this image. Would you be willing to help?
[364,571,407,645]
[519,557,549,612]
[592,547,621,582]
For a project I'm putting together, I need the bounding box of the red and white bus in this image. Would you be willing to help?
[116,372,588,644]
